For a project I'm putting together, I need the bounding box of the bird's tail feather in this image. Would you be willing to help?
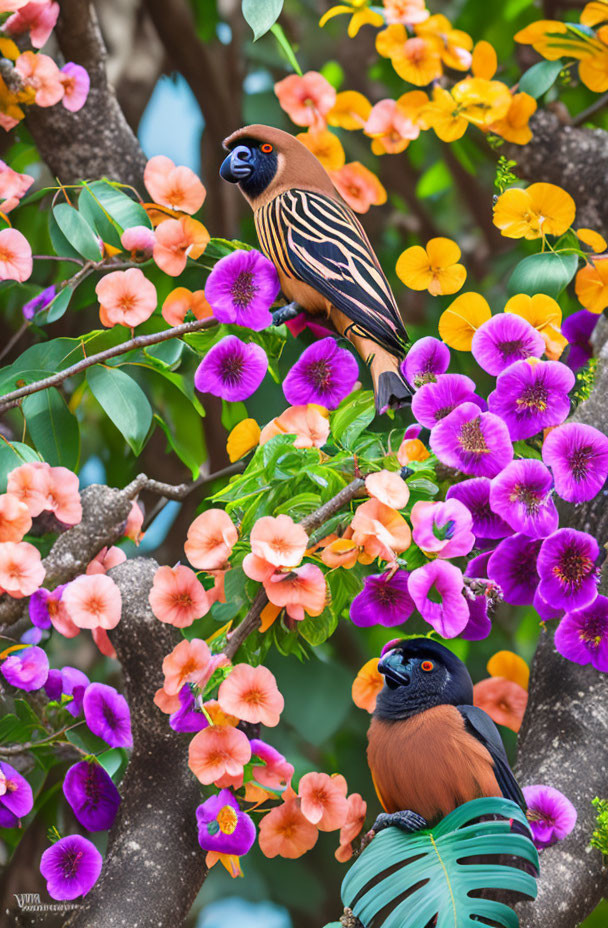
[376,369,413,415]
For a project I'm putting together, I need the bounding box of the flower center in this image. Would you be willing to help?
[87,596,105,616]
[244,687,264,706]
[568,445,593,481]
[230,270,258,309]
[458,417,488,454]
[219,354,244,385]
[498,338,527,359]
[552,546,594,589]
[434,403,457,421]
[579,613,606,647]
[175,592,194,608]
[510,483,542,514]
[516,382,548,411]
[62,849,84,879]
[375,583,399,606]
[84,766,101,805]
[307,360,333,392]
[216,804,238,835]
[527,809,553,824]
[48,598,60,618]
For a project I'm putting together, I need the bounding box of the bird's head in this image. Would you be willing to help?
[375,638,474,721]
[220,124,335,204]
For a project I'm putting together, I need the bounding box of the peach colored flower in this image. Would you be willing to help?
[154,685,182,714]
[0,493,31,542]
[299,771,349,831]
[473,676,528,733]
[124,501,144,544]
[0,228,32,282]
[258,799,319,858]
[92,626,116,658]
[86,546,126,576]
[242,552,277,583]
[15,51,63,107]
[264,563,327,621]
[352,657,384,713]
[153,216,210,276]
[148,564,209,627]
[0,541,44,597]
[321,537,359,570]
[120,225,156,258]
[162,637,228,695]
[62,574,122,630]
[188,724,251,785]
[161,287,213,327]
[330,162,387,214]
[184,509,238,570]
[0,160,33,213]
[47,596,79,638]
[218,663,284,727]
[0,1,29,13]
[335,792,367,862]
[96,267,157,328]
[384,0,429,24]
[44,465,82,525]
[144,155,206,215]
[260,404,330,450]
[365,470,410,509]
[364,98,420,155]
[206,570,227,606]
[250,514,308,569]
[274,71,336,128]
[351,498,412,560]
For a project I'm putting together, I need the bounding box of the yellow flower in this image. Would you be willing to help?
[0,38,20,61]
[515,19,608,92]
[490,92,537,146]
[581,1,608,28]
[327,90,372,129]
[423,86,468,141]
[415,14,473,70]
[579,34,608,92]
[451,78,512,128]
[575,255,608,312]
[471,40,497,79]
[377,25,443,86]
[319,0,384,37]
[226,418,261,462]
[487,650,530,691]
[296,129,345,170]
[492,183,576,239]
[396,237,466,296]
[577,227,608,252]
[505,293,567,360]
[438,292,492,350]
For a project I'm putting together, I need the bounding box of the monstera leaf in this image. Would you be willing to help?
[339,797,539,928]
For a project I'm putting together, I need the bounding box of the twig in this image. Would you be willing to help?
[572,91,608,127]
[0,322,28,362]
[0,724,74,755]
[123,461,244,502]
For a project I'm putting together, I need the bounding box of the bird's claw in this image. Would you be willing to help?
[372,810,428,835]
[272,302,300,326]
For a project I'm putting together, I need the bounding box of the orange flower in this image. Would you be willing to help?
[438,292,492,351]
[148,564,210,627]
[473,676,528,733]
[504,293,567,360]
[153,216,209,276]
[258,799,319,858]
[96,267,157,328]
[162,637,227,695]
[575,255,608,312]
[365,470,410,509]
[205,851,243,879]
[218,663,284,727]
[184,509,238,570]
[416,14,473,70]
[144,155,206,215]
[188,724,251,785]
[299,771,349,831]
[397,437,430,465]
[490,93,537,146]
[471,40,497,80]
[161,287,213,327]
[577,227,608,253]
[422,87,467,142]
[492,183,576,240]
[227,418,261,462]
[259,404,330,450]
[363,97,420,155]
[352,657,384,713]
[250,514,308,569]
[487,650,530,691]
[264,563,327,621]
[330,162,387,213]
[0,493,31,542]
[377,26,442,86]
[351,498,412,560]
[397,237,466,296]
[203,698,239,727]
[335,792,367,862]
[296,129,345,171]
[274,71,336,129]
[321,537,360,569]
[327,90,372,129]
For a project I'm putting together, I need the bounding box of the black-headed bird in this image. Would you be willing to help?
[219,125,412,414]
[367,638,526,835]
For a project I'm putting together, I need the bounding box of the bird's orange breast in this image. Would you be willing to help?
[367,705,501,825]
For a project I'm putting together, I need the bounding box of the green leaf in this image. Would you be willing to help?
[66,726,111,754]
[84,180,152,231]
[45,286,74,324]
[416,161,452,198]
[513,440,542,460]
[0,713,32,743]
[269,654,352,745]
[52,203,103,262]
[78,186,123,249]
[341,797,539,928]
[519,59,564,98]
[299,606,338,646]
[270,22,302,74]
[242,0,283,39]
[97,748,129,782]
[22,387,80,469]
[0,441,40,491]
[48,212,82,261]
[331,390,376,449]
[87,365,152,455]
[507,251,578,298]
[147,369,206,476]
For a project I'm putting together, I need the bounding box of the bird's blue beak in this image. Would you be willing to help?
[220,145,254,183]
[378,650,412,687]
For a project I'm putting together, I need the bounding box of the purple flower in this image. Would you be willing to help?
[533,588,563,621]
[250,739,294,789]
[21,626,42,644]
[63,761,121,831]
[170,685,208,733]
[350,570,414,628]
[205,249,280,331]
[196,789,256,856]
[411,373,478,429]
[554,595,608,671]
[29,585,67,629]
[471,314,544,376]
[542,422,608,504]
[489,459,558,539]
[522,785,577,849]
[40,835,102,900]
[402,336,450,387]
[538,528,599,611]
[283,337,359,410]
[194,335,268,402]
[83,683,132,748]
[0,806,18,827]
[487,534,542,605]
[430,402,514,478]
[410,499,475,558]
[488,359,574,440]
[461,594,492,641]
[447,478,512,540]
[22,285,56,321]
[407,561,469,638]
[44,666,90,717]
[465,549,492,579]
[404,423,421,441]
[1,646,48,691]
[562,309,598,372]
[0,761,33,819]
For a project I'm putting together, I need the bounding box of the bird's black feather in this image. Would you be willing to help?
[458,704,527,812]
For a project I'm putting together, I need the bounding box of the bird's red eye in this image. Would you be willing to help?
[261,143,273,153]
[421,661,434,672]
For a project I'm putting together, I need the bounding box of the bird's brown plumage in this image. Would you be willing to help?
[367,705,502,825]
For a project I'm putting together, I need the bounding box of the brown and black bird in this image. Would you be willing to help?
[367,638,526,835]
[219,125,412,413]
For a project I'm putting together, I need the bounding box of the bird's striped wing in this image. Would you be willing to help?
[256,188,408,357]
[458,705,527,812]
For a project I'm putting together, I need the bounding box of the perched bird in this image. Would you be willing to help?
[367,638,526,835]
[219,125,412,413]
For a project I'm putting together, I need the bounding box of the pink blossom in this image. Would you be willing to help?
[120,226,156,258]
[62,574,122,630]
[96,268,157,328]
[15,51,64,107]
[4,1,59,48]
[60,63,90,112]
[0,541,44,597]
[0,228,32,282]
[144,155,206,214]
[0,160,34,213]
[86,546,127,575]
